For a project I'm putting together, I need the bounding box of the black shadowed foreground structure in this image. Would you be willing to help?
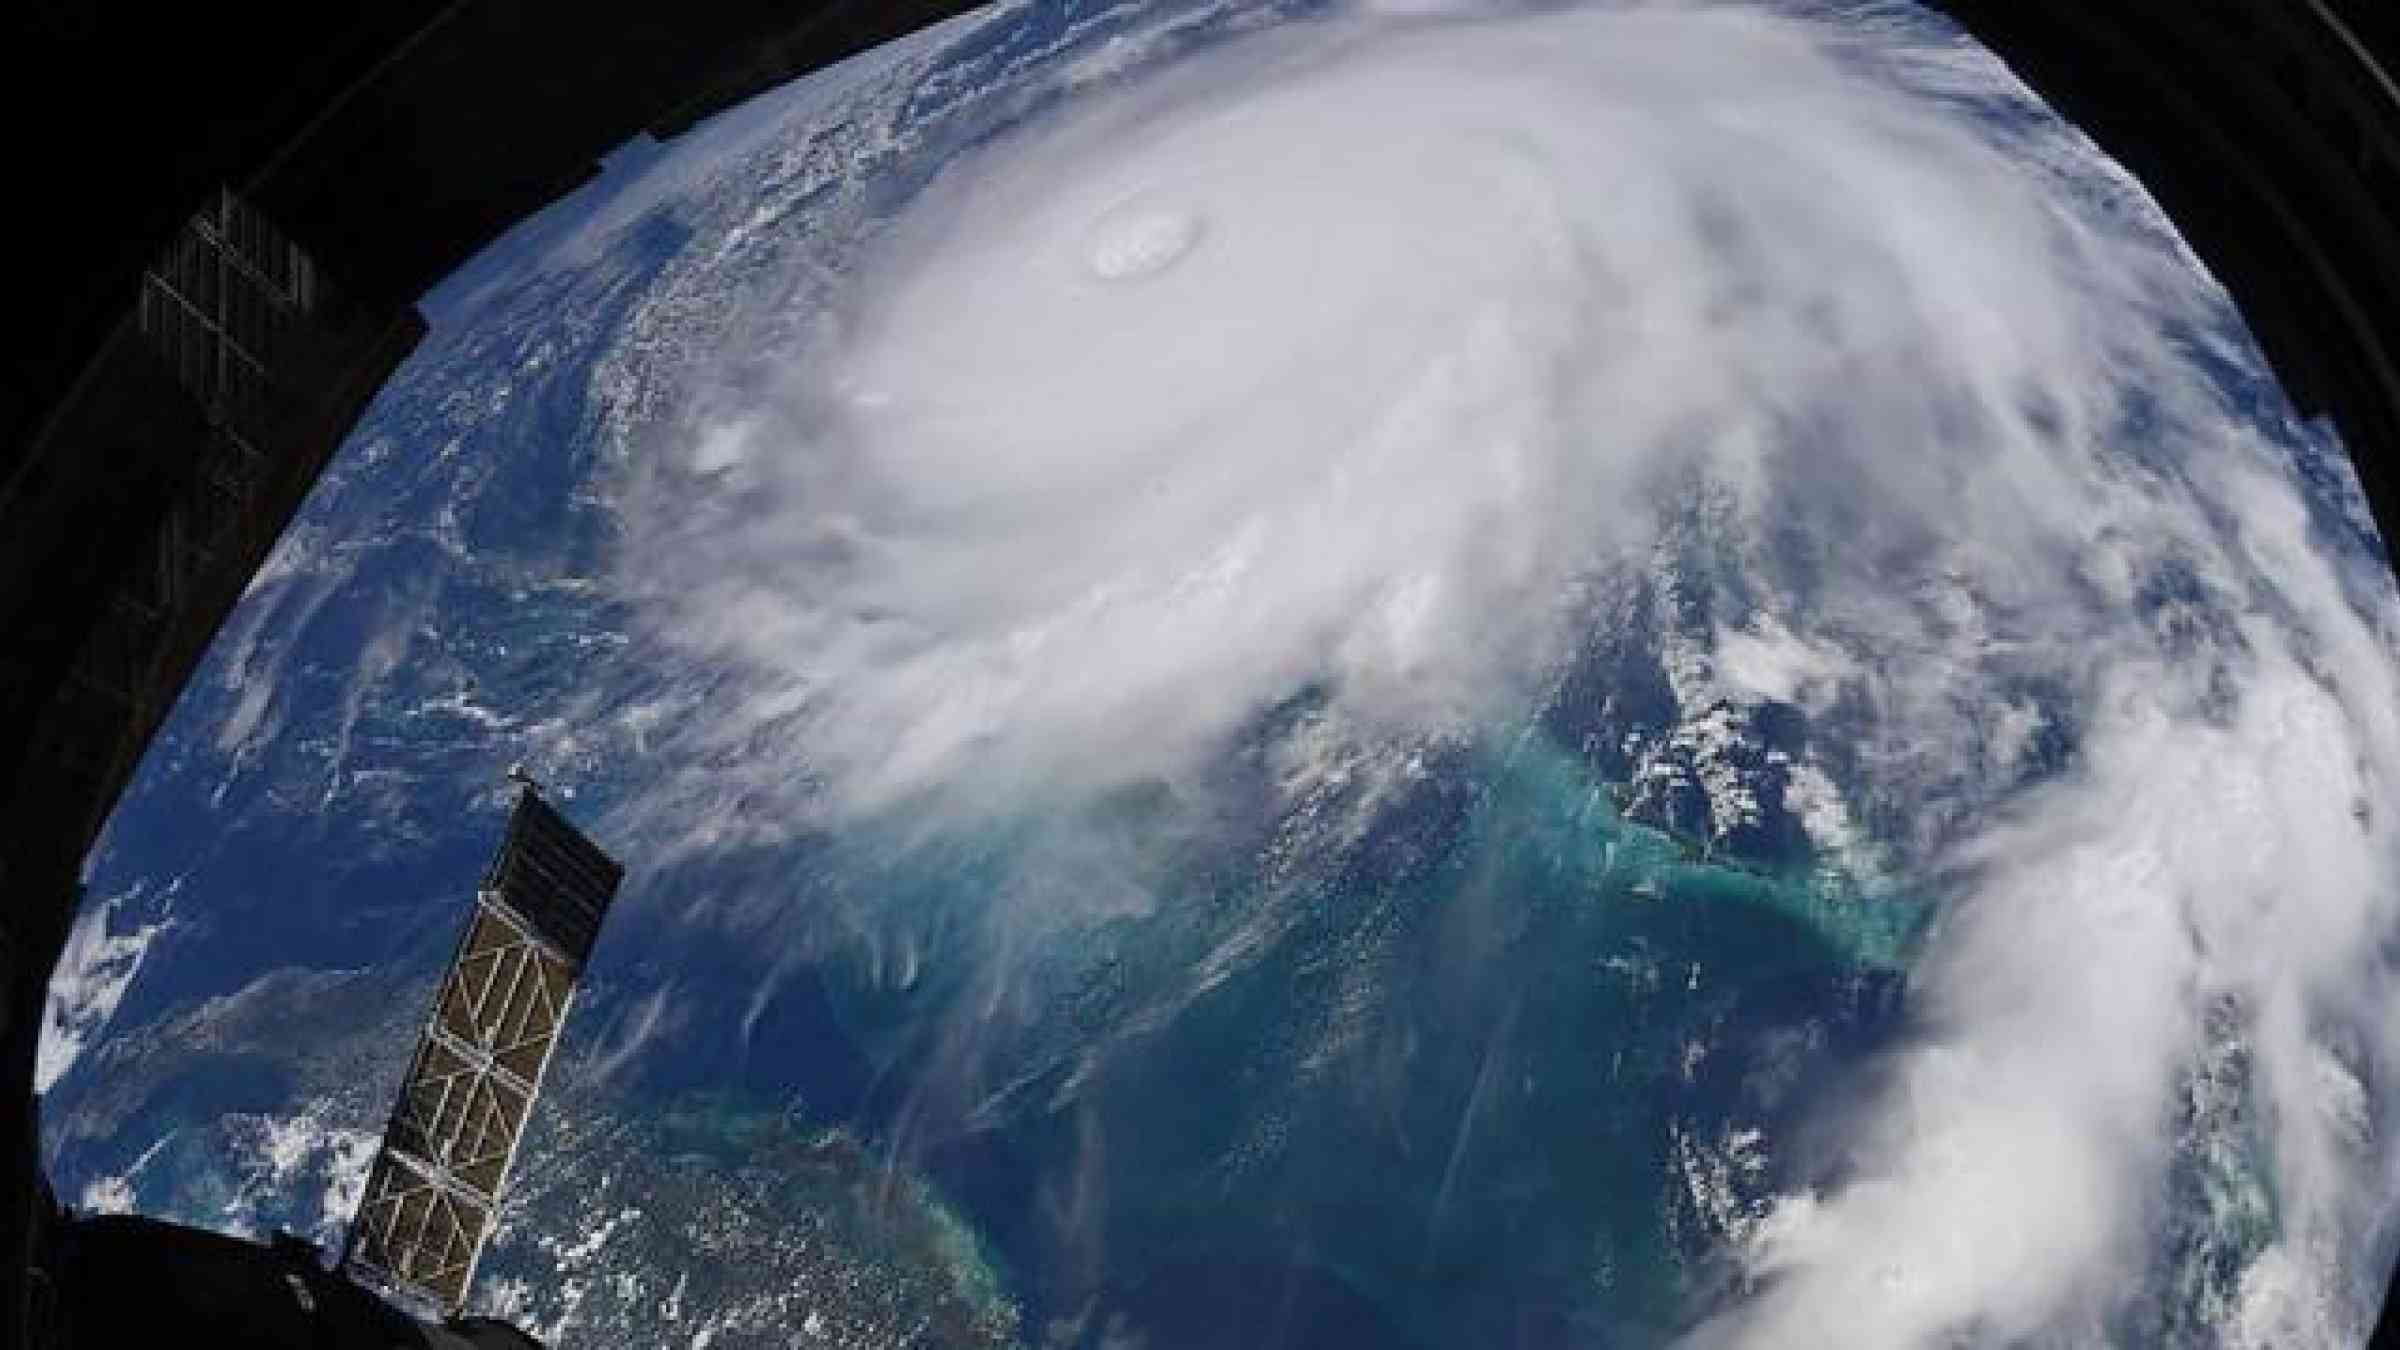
[0,2,2394,1346]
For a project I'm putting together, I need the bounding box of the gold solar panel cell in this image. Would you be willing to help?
[341,788,622,1314]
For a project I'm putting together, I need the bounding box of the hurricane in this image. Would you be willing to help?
[44,1,2400,1346]
[594,2,2400,1342]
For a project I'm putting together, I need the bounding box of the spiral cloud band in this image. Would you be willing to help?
[609,2,2400,1344]
[642,2,2199,824]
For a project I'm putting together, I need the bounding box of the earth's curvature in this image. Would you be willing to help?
[36,2,2400,1348]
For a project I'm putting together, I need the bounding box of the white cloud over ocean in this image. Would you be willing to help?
[594,2,2400,1343]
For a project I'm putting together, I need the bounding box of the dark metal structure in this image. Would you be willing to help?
[343,789,624,1314]
[47,1219,542,1349]
[18,187,422,859]
[0,1,2396,1346]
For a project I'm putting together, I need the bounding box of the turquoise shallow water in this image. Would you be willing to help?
[789,722,1929,1345]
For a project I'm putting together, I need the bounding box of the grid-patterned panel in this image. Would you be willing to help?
[344,789,622,1314]
[347,1154,491,1311]
[134,187,314,446]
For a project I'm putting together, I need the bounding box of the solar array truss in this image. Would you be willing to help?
[343,788,624,1313]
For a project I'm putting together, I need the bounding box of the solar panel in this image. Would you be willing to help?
[342,787,623,1313]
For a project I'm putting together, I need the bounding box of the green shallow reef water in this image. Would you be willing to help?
[789,724,1930,1346]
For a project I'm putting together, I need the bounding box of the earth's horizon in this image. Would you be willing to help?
[36,2,2400,1348]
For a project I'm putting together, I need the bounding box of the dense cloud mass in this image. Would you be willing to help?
[601,2,2400,1345]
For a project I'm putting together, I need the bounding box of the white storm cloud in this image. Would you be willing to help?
[600,2,2400,1344]
[618,3,2205,825]
[38,885,173,1095]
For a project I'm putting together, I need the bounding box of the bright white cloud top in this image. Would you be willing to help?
[600,3,2400,1344]
[44,1,2400,1346]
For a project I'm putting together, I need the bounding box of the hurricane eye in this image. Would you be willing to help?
[1083,200,1205,282]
